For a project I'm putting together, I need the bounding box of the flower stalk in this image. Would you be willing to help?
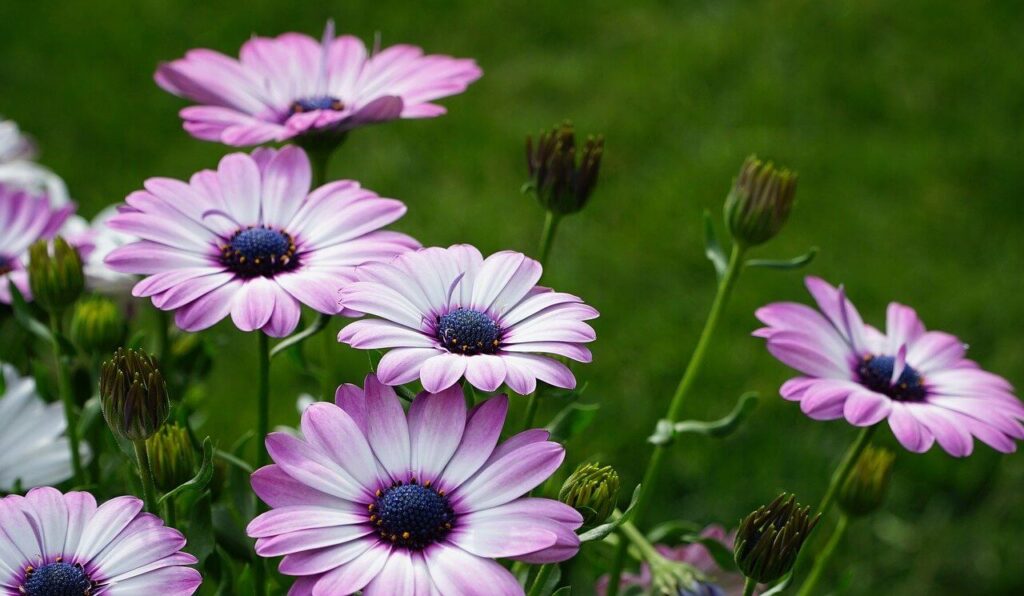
[132,438,158,512]
[796,513,850,596]
[50,312,85,485]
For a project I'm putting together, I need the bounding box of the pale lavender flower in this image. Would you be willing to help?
[756,276,1024,456]
[155,22,482,146]
[105,146,418,337]
[248,374,581,595]
[337,245,598,394]
[0,487,200,594]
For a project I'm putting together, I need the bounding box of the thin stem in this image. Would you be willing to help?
[743,577,758,596]
[256,332,271,471]
[606,244,746,591]
[797,514,850,596]
[537,211,561,266]
[521,391,540,431]
[817,425,877,519]
[132,439,158,512]
[269,312,330,359]
[307,147,337,404]
[619,519,661,562]
[50,313,84,484]
[526,563,554,596]
[163,495,177,529]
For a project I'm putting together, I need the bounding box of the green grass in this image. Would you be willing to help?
[2,1,1022,593]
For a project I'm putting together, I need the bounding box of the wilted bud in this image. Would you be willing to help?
[69,295,126,354]
[724,156,797,247]
[146,423,197,492]
[734,493,820,584]
[100,348,169,441]
[526,121,603,215]
[558,462,620,526]
[838,447,895,517]
[27,236,84,313]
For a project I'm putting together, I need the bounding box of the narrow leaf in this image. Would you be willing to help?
[158,437,214,505]
[672,392,759,438]
[579,484,641,542]
[703,210,728,280]
[745,247,818,271]
[547,402,600,443]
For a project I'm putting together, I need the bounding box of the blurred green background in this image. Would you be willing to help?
[2,0,1022,593]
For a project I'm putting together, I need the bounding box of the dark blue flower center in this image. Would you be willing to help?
[0,255,11,276]
[435,308,502,355]
[371,481,454,550]
[22,561,95,596]
[857,355,927,402]
[220,226,299,278]
[289,96,345,114]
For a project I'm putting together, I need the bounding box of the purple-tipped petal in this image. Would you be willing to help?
[408,385,467,481]
[451,441,564,511]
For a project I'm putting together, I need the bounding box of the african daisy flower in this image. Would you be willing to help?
[337,245,598,394]
[155,22,482,146]
[248,374,582,595]
[756,276,1024,457]
[0,365,90,492]
[104,146,418,337]
[0,184,74,304]
[0,487,200,595]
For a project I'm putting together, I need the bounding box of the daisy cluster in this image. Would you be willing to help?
[0,18,1019,596]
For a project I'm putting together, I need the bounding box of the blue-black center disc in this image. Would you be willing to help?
[221,226,298,278]
[857,355,927,402]
[22,561,94,596]
[435,308,502,355]
[371,482,455,550]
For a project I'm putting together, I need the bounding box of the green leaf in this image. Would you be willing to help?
[745,247,818,271]
[579,484,641,542]
[760,570,794,595]
[214,448,254,474]
[546,402,600,443]
[551,588,572,596]
[703,210,728,280]
[648,392,759,445]
[158,437,214,506]
[8,280,53,343]
[270,312,330,360]
[680,533,738,571]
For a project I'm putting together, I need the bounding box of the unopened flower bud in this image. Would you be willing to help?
[27,236,84,313]
[526,121,604,215]
[724,156,797,247]
[146,423,197,492]
[734,493,819,584]
[100,348,169,441]
[838,446,895,517]
[558,462,620,526]
[69,295,126,354]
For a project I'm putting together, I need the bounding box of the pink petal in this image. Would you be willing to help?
[408,385,467,482]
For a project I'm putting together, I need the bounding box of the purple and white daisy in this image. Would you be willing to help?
[337,245,598,394]
[248,374,581,595]
[0,184,74,304]
[0,487,201,594]
[105,146,418,337]
[756,276,1024,457]
[0,365,91,492]
[155,22,482,146]
[0,118,70,205]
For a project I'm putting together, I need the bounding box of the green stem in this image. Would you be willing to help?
[537,211,561,266]
[50,313,84,485]
[256,333,271,471]
[163,495,177,529]
[619,519,662,562]
[521,391,540,431]
[307,147,337,404]
[743,577,758,596]
[526,564,554,596]
[606,244,746,591]
[132,439,158,512]
[797,514,850,596]
[817,425,877,519]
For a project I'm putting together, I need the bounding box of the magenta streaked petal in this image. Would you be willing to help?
[485,429,550,468]
[509,518,581,564]
[907,331,967,374]
[362,374,412,481]
[363,549,437,596]
[339,282,426,328]
[265,432,371,502]
[503,319,596,344]
[152,271,234,310]
[255,524,375,557]
[419,353,468,393]
[423,542,521,596]
[470,251,529,311]
[766,330,852,379]
[216,152,262,225]
[451,441,564,511]
[334,384,368,433]
[780,377,816,401]
[906,404,975,457]
[472,498,584,530]
[263,291,302,337]
[103,566,201,595]
[247,506,366,538]
[885,302,926,353]
[336,318,434,349]
[842,391,892,426]
[447,516,557,558]
[262,145,311,228]
[155,48,267,112]
[376,347,440,386]
[438,396,508,491]
[887,403,933,453]
[464,355,508,392]
[106,241,213,274]
[804,276,867,352]
[75,496,144,562]
[279,537,377,576]
[24,487,69,556]
[274,269,343,315]
[500,290,584,327]
[251,465,360,510]
[311,542,392,596]
[132,268,222,298]
[174,279,240,332]
[501,353,576,391]
[301,402,384,490]
[409,385,467,481]
[798,380,857,421]
[230,277,278,332]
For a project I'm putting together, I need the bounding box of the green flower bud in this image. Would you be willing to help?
[146,423,197,492]
[27,236,84,313]
[558,462,620,526]
[734,493,820,584]
[69,295,127,355]
[526,121,604,215]
[100,348,169,441]
[838,446,895,517]
[724,156,798,247]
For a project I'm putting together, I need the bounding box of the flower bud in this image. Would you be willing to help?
[69,295,126,354]
[100,348,169,441]
[838,446,895,517]
[558,462,620,526]
[146,423,197,492]
[724,156,797,247]
[734,493,819,584]
[526,121,604,215]
[27,236,84,313]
